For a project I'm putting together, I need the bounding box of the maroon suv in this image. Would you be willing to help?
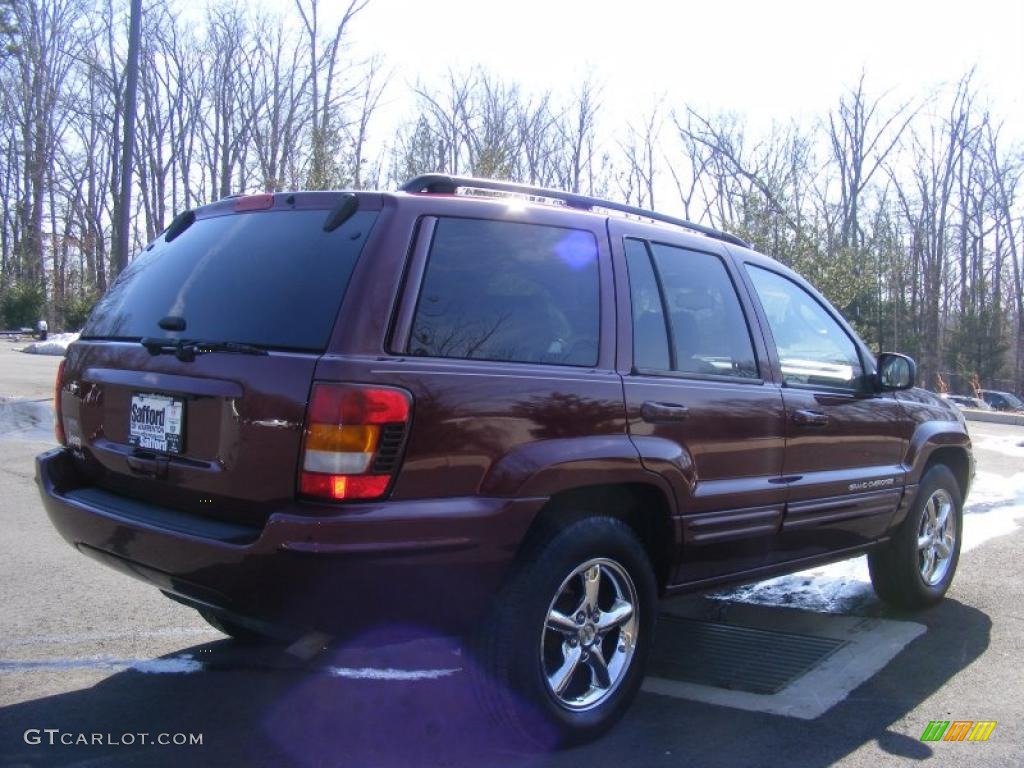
[37,175,973,743]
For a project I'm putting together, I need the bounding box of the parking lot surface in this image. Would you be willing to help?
[1,347,1022,767]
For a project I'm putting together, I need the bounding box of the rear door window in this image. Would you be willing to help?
[624,238,670,371]
[631,242,758,379]
[83,209,378,351]
[407,217,600,366]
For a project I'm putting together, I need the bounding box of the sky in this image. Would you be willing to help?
[345,0,1024,141]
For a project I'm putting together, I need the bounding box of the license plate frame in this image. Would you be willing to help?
[128,393,185,454]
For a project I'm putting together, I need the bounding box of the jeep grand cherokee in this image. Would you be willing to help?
[37,175,973,744]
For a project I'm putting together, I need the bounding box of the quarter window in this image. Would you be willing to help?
[408,218,600,366]
[746,265,863,390]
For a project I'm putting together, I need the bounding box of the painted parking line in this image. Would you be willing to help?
[0,656,204,674]
[0,627,221,650]
[327,666,461,680]
[0,655,462,681]
[642,600,925,719]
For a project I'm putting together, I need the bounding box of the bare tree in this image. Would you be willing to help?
[555,78,600,194]
[247,14,311,192]
[515,92,557,186]
[0,1,1019,397]
[347,53,388,188]
[3,0,82,302]
[413,68,476,176]
[617,101,663,208]
[986,123,1024,387]
[827,73,915,251]
[294,0,369,189]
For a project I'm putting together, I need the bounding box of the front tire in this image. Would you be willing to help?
[869,464,963,610]
[472,515,657,746]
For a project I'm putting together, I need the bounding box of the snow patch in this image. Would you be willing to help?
[20,331,79,355]
[972,435,1024,459]
[713,471,1024,613]
[712,557,876,614]
[0,397,55,442]
[327,666,461,681]
[960,471,1024,553]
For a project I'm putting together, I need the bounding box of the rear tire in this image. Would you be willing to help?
[471,515,657,747]
[869,464,962,610]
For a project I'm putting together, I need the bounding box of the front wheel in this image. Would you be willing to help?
[472,515,657,746]
[869,464,963,610]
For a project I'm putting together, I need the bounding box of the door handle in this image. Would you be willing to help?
[641,401,690,423]
[792,409,829,426]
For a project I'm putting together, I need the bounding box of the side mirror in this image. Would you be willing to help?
[877,352,916,391]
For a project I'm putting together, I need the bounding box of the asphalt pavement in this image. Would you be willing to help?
[0,343,61,401]
[1,346,1021,767]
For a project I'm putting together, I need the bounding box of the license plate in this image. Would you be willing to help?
[128,393,185,453]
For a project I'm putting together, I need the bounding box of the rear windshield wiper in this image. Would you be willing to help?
[141,337,268,362]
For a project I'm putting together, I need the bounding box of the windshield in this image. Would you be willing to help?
[82,209,378,351]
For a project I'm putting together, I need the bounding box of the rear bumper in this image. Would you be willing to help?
[36,448,544,638]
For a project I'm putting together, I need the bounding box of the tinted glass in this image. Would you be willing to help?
[83,210,378,351]
[648,243,758,378]
[624,238,670,371]
[409,218,599,366]
[746,265,863,390]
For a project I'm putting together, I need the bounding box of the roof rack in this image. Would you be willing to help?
[399,174,750,248]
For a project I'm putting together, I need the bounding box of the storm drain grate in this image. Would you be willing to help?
[649,616,846,695]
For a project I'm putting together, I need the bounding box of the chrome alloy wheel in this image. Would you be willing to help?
[541,558,639,711]
[918,488,956,586]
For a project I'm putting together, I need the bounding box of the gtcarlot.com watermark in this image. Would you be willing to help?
[25,729,203,746]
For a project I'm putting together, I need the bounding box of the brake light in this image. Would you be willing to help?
[54,358,66,445]
[234,193,274,211]
[299,384,411,501]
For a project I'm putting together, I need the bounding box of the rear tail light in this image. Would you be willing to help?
[54,358,66,446]
[299,383,411,501]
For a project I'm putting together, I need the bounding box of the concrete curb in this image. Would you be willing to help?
[962,409,1024,427]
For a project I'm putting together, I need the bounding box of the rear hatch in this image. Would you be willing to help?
[60,193,381,528]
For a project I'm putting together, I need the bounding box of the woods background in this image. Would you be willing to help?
[1,0,1022,395]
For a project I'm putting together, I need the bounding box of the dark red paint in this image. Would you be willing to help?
[36,189,973,639]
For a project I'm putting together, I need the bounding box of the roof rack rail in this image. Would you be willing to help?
[400,174,750,248]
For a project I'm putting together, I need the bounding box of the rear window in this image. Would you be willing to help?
[82,209,378,351]
[407,217,600,366]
